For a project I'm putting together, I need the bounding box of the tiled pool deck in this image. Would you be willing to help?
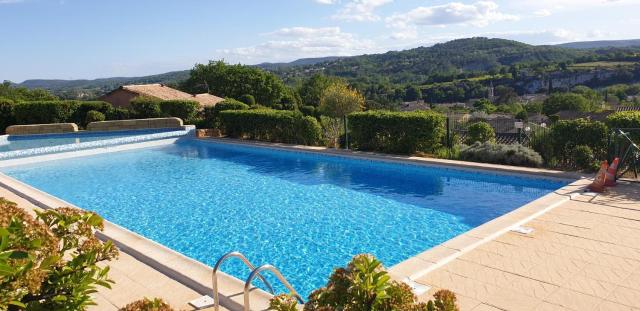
[1,138,638,310]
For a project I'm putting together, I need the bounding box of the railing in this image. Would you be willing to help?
[212,251,275,311]
[212,251,303,311]
[608,128,640,179]
[243,264,304,311]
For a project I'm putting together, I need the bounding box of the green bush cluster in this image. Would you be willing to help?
[606,111,640,141]
[269,254,459,311]
[72,101,112,127]
[85,110,106,124]
[0,98,15,133]
[13,100,81,125]
[545,118,609,167]
[348,110,446,154]
[203,98,250,128]
[130,97,163,118]
[119,298,174,311]
[220,109,322,145]
[465,121,496,144]
[460,142,544,167]
[158,100,199,122]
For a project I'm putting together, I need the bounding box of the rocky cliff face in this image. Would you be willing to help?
[514,66,640,93]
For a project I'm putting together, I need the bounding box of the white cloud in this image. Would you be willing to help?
[217,27,376,63]
[314,0,338,4]
[533,9,552,17]
[386,1,519,29]
[333,0,394,22]
[0,0,24,4]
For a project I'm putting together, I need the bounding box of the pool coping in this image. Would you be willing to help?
[0,136,590,308]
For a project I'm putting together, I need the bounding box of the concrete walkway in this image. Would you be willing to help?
[415,181,640,311]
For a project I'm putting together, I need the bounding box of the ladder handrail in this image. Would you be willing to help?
[212,251,275,311]
[243,264,304,311]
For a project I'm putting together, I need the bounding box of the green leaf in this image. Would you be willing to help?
[9,250,29,260]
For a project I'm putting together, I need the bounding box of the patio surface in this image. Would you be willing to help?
[414,181,640,311]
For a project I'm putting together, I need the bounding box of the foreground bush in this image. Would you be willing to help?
[465,121,495,144]
[203,98,250,128]
[13,100,79,124]
[119,298,174,311]
[349,110,446,154]
[269,254,459,311]
[85,110,106,124]
[220,109,322,145]
[0,198,118,310]
[460,142,543,167]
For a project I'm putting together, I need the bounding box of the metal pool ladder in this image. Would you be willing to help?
[212,251,304,311]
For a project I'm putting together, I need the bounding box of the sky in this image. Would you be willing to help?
[1,0,640,82]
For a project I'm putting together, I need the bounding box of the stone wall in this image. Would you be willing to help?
[87,117,184,132]
[6,123,78,135]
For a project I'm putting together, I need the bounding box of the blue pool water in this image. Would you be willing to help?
[1,139,567,297]
[0,129,177,152]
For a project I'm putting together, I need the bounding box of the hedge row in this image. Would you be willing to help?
[348,110,446,154]
[219,109,321,145]
[130,97,200,121]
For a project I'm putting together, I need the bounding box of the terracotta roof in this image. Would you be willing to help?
[120,84,224,107]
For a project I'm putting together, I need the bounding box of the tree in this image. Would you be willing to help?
[319,83,365,148]
[473,99,497,114]
[0,81,58,102]
[180,60,288,108]
[494,86,518,105]
[543,93,592,115]
[403,85,422,101]
[297,74,345,107]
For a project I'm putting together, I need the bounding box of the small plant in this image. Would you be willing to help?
[85,110,106,124]
[119,297,174,311]
[460,142,543,167]
[0,198,119,310]
[572,145,596,171]
[269,254,459,311]
[465,121,495,144]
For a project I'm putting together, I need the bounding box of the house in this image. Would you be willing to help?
[99,84,224,108]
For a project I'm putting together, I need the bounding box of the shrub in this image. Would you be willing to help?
[120,298,174,311]
[0,198,118,310]
[299,105,317,117]
[0,98,15,133]
[465,121,496,144]
[130,96,162,118]
[543,93,592,115]
[214,98,250,112]
[13,100,79,124]
[546,118,608,167]
[107,107,133,120]
[606,111,640,141]
[239,94,256,106]
[85,110,106,124]
[572,145,596,171]
[460,142,544,167]
[72,101,112,127]
[269,254,459,311]
[348,110,446,154]
[203,98,250,128]
[220,109,322,145]
[158,99,199,122]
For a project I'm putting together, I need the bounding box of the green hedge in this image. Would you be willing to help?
[220,109,321,145]
[159,100,199,121]
[607,111,640,142]
[348,110,446,154]
[546,118,608,167]
[71,101,112,127]
[14,101,80,124]
[0,98,15,133]
[130,97,162,118]
[465,121,495,144]
[204,98,250,128]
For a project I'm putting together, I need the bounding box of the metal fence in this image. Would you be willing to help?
[445,113,550,148]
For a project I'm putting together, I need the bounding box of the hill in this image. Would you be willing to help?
[556,39,640,49]
[12,37,640,99]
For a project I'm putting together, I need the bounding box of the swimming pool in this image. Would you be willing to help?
[0,139,567,297]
